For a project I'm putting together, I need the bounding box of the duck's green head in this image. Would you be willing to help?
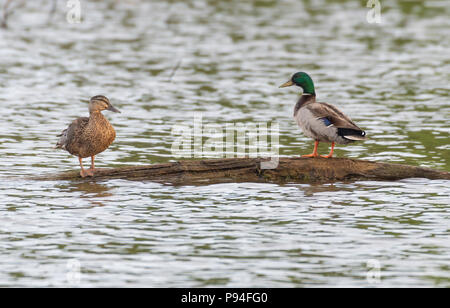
[279,72,315,95]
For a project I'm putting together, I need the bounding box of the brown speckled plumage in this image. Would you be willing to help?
[55,95,120,177]
[60,112,116,158]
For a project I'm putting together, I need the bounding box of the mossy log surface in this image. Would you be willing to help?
[39,157,450,185]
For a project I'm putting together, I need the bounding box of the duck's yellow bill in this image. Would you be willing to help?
[279,80,294,88]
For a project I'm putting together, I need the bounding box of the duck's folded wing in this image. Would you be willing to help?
[308,102,367,140]
[55,117,89,149]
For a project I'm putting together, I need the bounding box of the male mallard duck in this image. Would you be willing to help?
[280,72,366,158]
[55,95,120,177]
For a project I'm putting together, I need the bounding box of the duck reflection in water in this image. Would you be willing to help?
[60,181,113,207]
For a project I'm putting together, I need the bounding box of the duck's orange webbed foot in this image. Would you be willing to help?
[80,169,92,177]
[320,154,333,158]
[86,169,95,177]
[301,140,319,158]
[79,157,94,177]
[302,153,319,158]
[320,142,335,158]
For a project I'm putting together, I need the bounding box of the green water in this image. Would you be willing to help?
[0,0,448,287]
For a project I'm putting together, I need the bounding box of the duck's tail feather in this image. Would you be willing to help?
[338,128,367,141]
[54,129,68,149]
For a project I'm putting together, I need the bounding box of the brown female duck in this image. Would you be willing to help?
[55,95,120,177]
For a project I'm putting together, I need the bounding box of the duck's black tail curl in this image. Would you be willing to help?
[338,128,367,141]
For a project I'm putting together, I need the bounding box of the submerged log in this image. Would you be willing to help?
[39,157,450,184]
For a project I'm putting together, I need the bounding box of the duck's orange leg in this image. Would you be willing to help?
[79,157,90,177]
[321,142,335,158]
[302,140,319,158]
[86,156,95,176]
[90,156,95,170]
